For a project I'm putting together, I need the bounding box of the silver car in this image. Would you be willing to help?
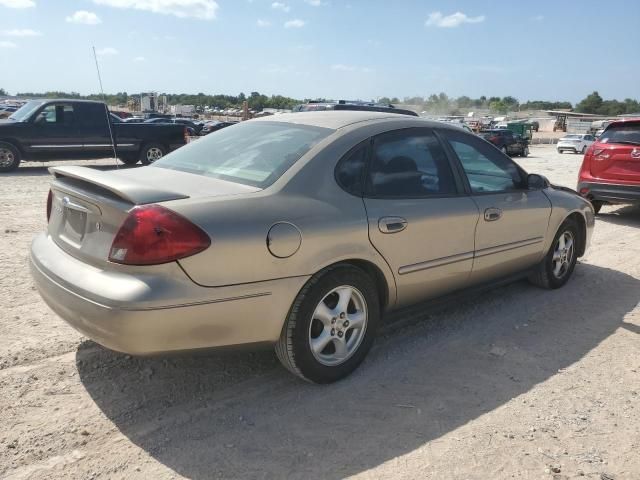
[30,111,595,383]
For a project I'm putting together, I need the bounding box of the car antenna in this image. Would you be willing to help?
[92,46,119,169]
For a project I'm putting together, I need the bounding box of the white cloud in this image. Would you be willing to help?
[133,56,146,61]
[256,19,271,27]
[2,28,42,36]
[96,47,118,56]
[0,0,35,8]
[284,18,305,28]
[0,40,17,48]
[331,64,372,73]
[305,0,325,5]
[425,11,485,28]
[66,11,102,25]
[271,2,289,12]
[93,0,218,20]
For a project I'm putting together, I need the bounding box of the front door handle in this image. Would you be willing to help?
[378,217,408,234]
[484,207,503,222]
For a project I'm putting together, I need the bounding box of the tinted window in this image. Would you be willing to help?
[335,142,367,196]
[599,124,640,145]
[154,121,333,188]
[367,129,457,197]
[442,129,524,194]
[34,104,75,125]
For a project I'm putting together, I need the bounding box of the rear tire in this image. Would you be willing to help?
[528,219,579,289]
[275,264,380,383]
[0,142,21,173]
[139,143,166,165]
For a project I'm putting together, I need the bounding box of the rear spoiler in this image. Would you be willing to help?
[49,166,189,205]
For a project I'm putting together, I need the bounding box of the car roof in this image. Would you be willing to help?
[605,118,640,128]
[250,111,446,130]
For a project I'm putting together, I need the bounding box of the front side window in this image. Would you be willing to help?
[441,129,524,194]
[153,121,333,188]
[366,129,457,197]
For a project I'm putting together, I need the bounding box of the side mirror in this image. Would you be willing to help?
[527,173,550,190]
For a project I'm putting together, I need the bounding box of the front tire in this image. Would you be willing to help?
[0,142,21,173]
[139,143,166,165]
[275,265,380,383]
[528,219,579,289]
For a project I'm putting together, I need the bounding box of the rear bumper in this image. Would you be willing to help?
[578,181,640,204]
[30,233,308,355]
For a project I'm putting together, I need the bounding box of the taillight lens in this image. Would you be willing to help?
[184,127,189,143]
[46,189,53,222]
[109,205,210,265]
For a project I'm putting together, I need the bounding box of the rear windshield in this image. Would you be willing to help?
[153,121,334,188]
[599,124,640,145]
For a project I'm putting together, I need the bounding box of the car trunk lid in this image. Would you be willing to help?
[47,166,260,266]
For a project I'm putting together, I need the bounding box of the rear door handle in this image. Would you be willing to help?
[484,207,503,222]
[378,217,408,234]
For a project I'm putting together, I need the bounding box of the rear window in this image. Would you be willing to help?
[599,124,640,145]
[153,121,333,188]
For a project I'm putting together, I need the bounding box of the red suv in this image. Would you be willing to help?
[578,118,640,213]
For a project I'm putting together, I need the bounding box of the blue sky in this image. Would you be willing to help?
[1,0,639,103]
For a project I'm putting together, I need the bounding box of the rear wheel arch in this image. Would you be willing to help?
[0,138,24,156]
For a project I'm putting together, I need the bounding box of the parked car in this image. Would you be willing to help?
[480,129,529,156]
[144,117,203,136]
[577,118,640,213]
[0,99,188,171]
[293,100,418,117]
[30,111,594,383]
[199,120,237,135]
[557,134,595,154]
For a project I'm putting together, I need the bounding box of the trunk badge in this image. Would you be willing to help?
[631,148,640,159]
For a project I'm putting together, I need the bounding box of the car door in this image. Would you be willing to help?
[26,102,83,159]
[75,102,114,158]
[362,128,480,307]
[439,128,552,284]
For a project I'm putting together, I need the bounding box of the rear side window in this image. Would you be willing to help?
[441,129,524,194]
[599,124,640,145]
[33,104,75,125]
[335,142,368,196]
[366,129,457,198]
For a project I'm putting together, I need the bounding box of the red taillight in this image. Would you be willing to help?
[184,127,189,143]
[46,189,53,222]
[109,205,210,265]
[489,136,498,142]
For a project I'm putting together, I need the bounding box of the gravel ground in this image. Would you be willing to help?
[0,146,639,479]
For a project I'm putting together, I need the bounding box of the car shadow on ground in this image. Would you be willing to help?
[76,263,639,479]
[596,204,640,228]
[4,162,139,177]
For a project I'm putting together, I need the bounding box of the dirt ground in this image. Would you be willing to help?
[0,146,638,480]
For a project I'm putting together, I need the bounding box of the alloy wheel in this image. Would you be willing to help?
[146,147,164,163]
[308,285,368,366]
[0,148,15,169]
[552,231,575,279]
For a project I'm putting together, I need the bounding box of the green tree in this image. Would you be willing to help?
[576,91,603,114]
[0,87,6,96]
